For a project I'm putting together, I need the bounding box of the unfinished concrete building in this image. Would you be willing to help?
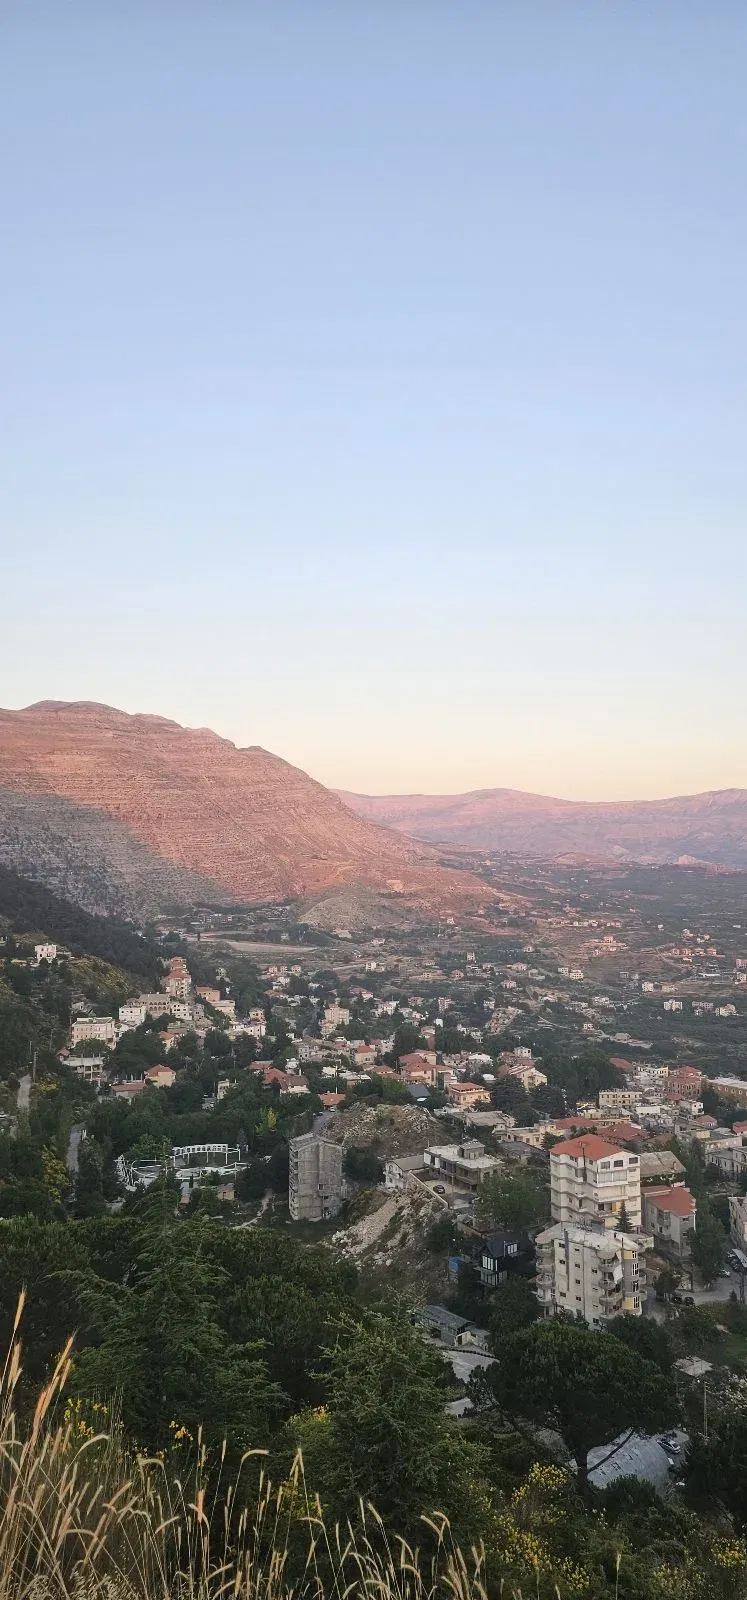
[289,1133,343,1222]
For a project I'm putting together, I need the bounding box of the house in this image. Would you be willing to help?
[34,943,57,965]
[478,1230,532,1289]
[196,986,221,1005]
[319,1091,346,1110]
[642,1185,696,1259]
[447,1081,490,1110]
[66,1054,107,1086]
[550,1135,642,1229]
[423,1140,500,1190]
[144,1063,177,1089]
[536,1224,645,1326]
[384,1154,425,1192]
[399,1051,438,1084]
[501,1062,548,1090]
[119,1002,149,1028]
[111,1079,146,1101]
[413,1305,489,1352]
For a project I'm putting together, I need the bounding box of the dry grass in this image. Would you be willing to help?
[0,1295,490,1600]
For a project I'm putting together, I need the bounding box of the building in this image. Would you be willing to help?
[321,1004,350,1037]
[447,1081,490,1110]
[478,1230,532,1289]
[666,1065,703,1100]
[196,986,221,1005]
[501,1062,548,1090]
[111,1079,146,1101]
[598,1089,643,1114]
[642,1185,697,1259]
[71,1016,118,1048]
[708,1076,747,1104]
[119,1002,149,1028]
[413,1305,489,1352]
[639,1150,686,1185]
[144,1063,177,1089]
[34,943,57,965]
[728,1195,747,1253]
[423,1139,500,1190]
[288,1133,343,1221]
[550,1135,642,1230]
[66,1054,107,1085]
[384,1154,425,1192]
[535,1223,645,1325]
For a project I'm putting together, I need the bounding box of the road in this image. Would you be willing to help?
[67,1124,85,1175]
[16,1074,31,1114]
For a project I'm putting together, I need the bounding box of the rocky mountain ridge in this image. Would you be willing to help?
[336,785,747,869]
[0,702,490,918]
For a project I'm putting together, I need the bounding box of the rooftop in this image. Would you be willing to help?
[550,1134,628,1161]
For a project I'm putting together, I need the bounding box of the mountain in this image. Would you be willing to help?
[336,786,747,869]
[0,702,489,918]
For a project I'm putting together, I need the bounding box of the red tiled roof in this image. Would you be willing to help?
[645,1185,696,1218]
[551,1134,627,1160]
[603,1120,644,1143]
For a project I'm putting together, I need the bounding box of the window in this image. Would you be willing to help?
[613,1159,624,1169]
[507,1242,518,1255]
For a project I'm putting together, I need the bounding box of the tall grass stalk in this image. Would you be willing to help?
[0,1303,490,1600]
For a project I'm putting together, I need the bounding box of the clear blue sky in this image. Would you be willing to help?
[1,2,745,798]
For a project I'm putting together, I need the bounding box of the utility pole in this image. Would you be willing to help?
[703,1379,708,1443]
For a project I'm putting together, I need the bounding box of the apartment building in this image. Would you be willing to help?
[536,1223,645,1325]
[70,1016,118,1047]
[550,1135,642,1229]
[288,1133,343,1222]
[598,1088,642,1114]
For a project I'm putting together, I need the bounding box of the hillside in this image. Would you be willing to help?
[337,786,747,868]
[0,703,490,918]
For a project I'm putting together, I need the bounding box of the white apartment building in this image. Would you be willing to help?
[71,1016,118,1048]
[119,1002,149,1027]
[550,1135,642,1230]
[535,1223,644,1325]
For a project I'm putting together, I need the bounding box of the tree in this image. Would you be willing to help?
[488,1275,539,1353]
[343,1145,384,1184]
[690,1202,727,1286]
[486,1320,677,1490]
[73,1141,106,1218]
[617,1201,632,1233]
[687,1412,747,1528]
[606,1313,674,1372]
[655,1263,682,1300]
[475,1166,548,1231]
[316,1312,480,1536]
[72,1231,287,1453]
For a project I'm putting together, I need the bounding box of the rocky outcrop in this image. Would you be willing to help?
[337,786,747,868]
[0,702,490,914]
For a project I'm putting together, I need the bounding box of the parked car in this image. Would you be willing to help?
[683,1295,695,1305]
[671,1291,683,1304]
[433,1184,446,1194]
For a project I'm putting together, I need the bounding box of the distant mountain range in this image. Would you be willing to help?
[0,702,489,918]
[336,787,747,869]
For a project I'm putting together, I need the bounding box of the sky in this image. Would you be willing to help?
[1,1,745,801]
